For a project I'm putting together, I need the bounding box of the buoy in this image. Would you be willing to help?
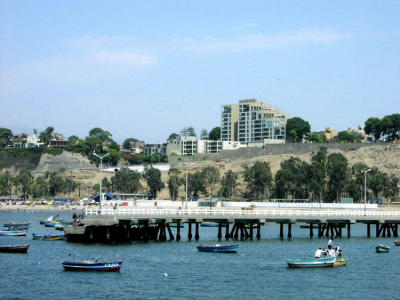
[163,273,168,277]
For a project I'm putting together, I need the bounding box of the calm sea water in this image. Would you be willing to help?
[1,211,399,300]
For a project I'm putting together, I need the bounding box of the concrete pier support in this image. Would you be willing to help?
[225,223,230,240]
[287,223,292,239]
[318,223,322,238]
[187,222,192,241]
[176,222,181,241]
[347,223,351,238]
[249,223,254,239]
[195,223,200,241]
[256,223,261,240]
[279,223,284,239]
[166,224,174,241]
[367,223,371,237]
[143,221,149,242]
[309,224,314,238]
[218,223,222,240]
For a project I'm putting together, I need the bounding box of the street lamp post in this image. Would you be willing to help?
[183,162,196,210]
[93,152,109,212]
[362,168,372,215]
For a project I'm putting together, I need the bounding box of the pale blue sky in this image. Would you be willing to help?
[1,1,399,143]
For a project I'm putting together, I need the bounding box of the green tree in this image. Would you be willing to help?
[209,127,221,141]
[383,174,399,199]
[0,128,13,148]
[219,170,237,198]
[326,153,348,202]
[29,176,49,198]
[309,149,328,201]
[167,169,183,200]
[39,126,54,145]
[335,131,359,143]
[111,167,142,193]
[49,172,65,197]
[15,169,33,199]
[187,172,206,198]
[286,117,311,142]
[202,166,219,197]
[243,161,272,200]
[143,166,165,199]
[381,114,400,142]
[274,157,311,199]
[364,117,382,141]
[307,132,327,143]
[200,129,209,140]
[64,177,78,198]
[123,138,139,150]
[89,127,112,142]
[368,168,387,199]
[0,171,13,195]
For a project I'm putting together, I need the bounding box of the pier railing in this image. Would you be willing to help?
[84,208,400,218]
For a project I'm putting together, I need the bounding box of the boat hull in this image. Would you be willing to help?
[0,244,30,253]
[197,244,239,253]
[0,230,27,236]
[376,245,390,253]
[333,257,347,267]
[62,261,122,272]
[287,257,336,268]
[32,234,65,241]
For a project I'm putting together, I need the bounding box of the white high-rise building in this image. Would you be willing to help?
[221,99,288,144]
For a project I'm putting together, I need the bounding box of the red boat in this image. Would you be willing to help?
[0,243,30,253]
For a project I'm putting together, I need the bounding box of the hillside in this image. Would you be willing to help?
[1,144,399,200]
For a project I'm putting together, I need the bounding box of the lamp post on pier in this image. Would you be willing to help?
[93,152,109,212]
[183,162,196,210]
[361,168,372,216]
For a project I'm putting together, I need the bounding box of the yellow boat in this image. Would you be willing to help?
[334,257,347,267]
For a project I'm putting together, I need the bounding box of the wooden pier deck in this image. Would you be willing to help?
[63,208,400,243]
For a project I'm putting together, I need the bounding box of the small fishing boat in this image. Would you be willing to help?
[3,223,30,230]
[32,234,65,241]
[394,240,400,246]
[376,244,390,253]
[287,256,336,268]
[0,244,30,253]
[197,244,239,253]
[333,257,347,267]
[62,260,123,272]
[0,230,27,236]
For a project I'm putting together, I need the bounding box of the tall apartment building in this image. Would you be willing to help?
[221,104,239,141]
[221,99,288,143]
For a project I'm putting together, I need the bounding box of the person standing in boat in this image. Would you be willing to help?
[314,248,323,258]
[328,238,333,249]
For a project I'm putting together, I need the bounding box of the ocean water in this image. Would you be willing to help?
[1,211,399,300]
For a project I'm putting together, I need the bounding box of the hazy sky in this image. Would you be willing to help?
[1,1,399,143]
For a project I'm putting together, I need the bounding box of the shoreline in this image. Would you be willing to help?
[0,205,85,212]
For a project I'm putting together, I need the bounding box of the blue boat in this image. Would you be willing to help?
[197,244,239,253]
[62,260,122,272]
[3,223,30,230]
[32,234,65,241]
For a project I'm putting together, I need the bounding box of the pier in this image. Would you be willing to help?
[64,208,400,243]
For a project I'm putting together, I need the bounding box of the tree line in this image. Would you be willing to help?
[167,149,399,202]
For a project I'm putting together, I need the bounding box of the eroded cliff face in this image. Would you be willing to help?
[33,151,96,174]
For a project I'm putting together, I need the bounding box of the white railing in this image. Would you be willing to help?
[84,208,400,218]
